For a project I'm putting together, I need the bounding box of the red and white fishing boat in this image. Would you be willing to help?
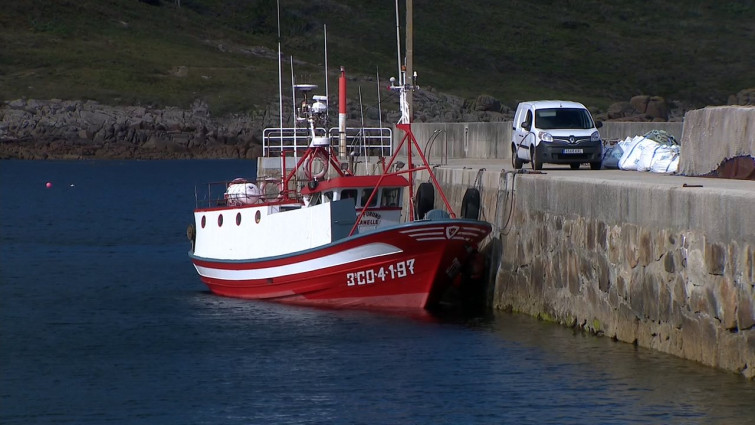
[188,43,491,311]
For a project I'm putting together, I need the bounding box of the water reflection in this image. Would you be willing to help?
[466,311,755,424]
[185,294,755,424]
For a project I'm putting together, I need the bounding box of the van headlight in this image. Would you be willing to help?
[538,131,553,142]
[590,131,600,142]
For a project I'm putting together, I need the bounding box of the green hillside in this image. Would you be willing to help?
[1,0,752,116]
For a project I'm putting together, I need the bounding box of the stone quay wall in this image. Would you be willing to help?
[495,174,754,379]
[415,107,755,379]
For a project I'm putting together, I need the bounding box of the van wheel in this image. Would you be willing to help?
[530,146,543,170]
[511,144,523,169]
[570,163,580,170]
[590,162,602,170]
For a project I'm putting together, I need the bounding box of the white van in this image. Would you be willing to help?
[511,100,603,170]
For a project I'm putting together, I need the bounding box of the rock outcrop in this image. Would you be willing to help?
[0,99,263,160]
[605,95,670,122]
[728,88,755,106]
[0,90,513,159]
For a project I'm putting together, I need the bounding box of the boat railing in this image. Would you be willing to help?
[262,127,317,156]
[194,180,292,209]
[328,127,393,158]
[195,181,233,209]
[263,127,392,157]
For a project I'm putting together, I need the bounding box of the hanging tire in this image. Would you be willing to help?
[414,182,434,220]
[186,223,196,252]
[460,188,481,220]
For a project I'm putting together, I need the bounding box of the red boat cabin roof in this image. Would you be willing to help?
[301,174,409,195]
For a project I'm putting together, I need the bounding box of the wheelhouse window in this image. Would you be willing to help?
[381,187,401,207]
[360,188,377,207]
[341,189,357,202]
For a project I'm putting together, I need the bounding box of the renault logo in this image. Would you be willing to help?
[569,136,576,144]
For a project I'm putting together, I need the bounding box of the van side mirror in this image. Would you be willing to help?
[522,120,531,131]
[595,120,603,129]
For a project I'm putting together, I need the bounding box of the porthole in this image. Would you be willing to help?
[255,210,261,224]
[236,212,242,226]
[201,215,206,228]
[218,214,224,227]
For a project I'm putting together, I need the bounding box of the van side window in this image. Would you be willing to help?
[523,110,533,130]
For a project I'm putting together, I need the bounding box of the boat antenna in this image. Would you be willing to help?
[290,56,298,165]
[323,24,329,126]
[394,0,402,82]
[358,85,368,175]
[392,0,412,125]
[376,66,384,160]
[406,0,413,122]
[276,0,283,153]
[376,67,383,131]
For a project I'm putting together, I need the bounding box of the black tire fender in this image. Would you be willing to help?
[414,182,435,220]
[460,188,481,220]
[187,223,196,252]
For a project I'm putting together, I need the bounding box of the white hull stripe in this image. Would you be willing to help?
[401,226,487,242]
[195,242,402,281]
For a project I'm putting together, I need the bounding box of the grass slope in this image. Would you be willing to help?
[1,0,752,116]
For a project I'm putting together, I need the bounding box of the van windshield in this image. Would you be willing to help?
[535,108,594,130]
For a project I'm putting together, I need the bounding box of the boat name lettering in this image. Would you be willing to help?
[346,259,416,286]
[359,211,381,227]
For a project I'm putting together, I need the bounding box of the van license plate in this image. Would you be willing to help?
[563,148,583,154]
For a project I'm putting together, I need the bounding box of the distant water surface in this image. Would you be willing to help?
[1,160,754,424]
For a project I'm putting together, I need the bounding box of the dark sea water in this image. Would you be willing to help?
[1,160,754,425]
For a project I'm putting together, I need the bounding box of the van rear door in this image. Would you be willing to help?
[512,105,532,156]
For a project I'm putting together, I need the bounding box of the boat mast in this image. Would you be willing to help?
[291,56,299,165]
[388,0,456,220]
[339,67,347,161]
[323,24,329,126]
[393,0,409,125]
[394,0,402,91]
[376,67,383,134]
[406,0,413,122]
[276,0,283,149]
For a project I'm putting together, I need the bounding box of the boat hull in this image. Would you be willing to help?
[189,219,491,310]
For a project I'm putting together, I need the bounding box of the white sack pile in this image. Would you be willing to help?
[605,130,680,174]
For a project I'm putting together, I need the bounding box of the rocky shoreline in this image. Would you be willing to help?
[0,93,515,160]
[2,89,751,160]
[0,99,264,160]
